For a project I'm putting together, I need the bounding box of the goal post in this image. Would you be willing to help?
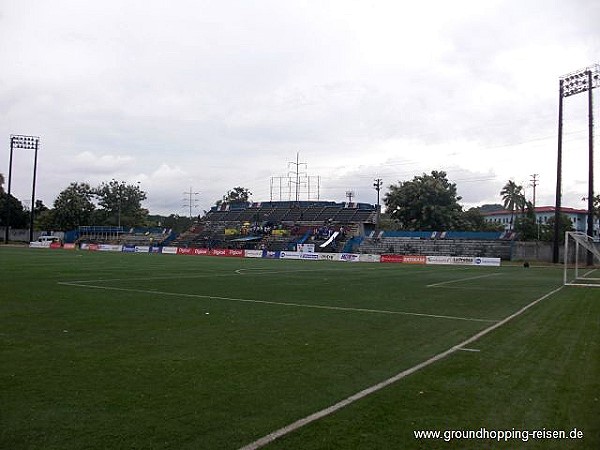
[563,231,600,286]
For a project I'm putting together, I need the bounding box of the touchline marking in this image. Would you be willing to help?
[237,285,564,450]
[57,282,496,323]
[426,272,502,288]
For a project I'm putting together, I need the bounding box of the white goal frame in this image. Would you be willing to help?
[564,231,600,286]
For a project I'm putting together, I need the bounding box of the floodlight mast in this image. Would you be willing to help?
[4,135,40,243]
[553,64,599,263]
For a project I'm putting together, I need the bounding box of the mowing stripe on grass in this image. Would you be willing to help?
[57,281,497,323]
[238,285,563,450]
[426,272,502,288]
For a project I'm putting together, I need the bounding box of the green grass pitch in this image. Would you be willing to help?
[1,247,598,449]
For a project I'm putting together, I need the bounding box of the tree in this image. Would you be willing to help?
[459,208,504,232]
[500,180,526,231]
[216,186,252,206]
[540,214,574,243]
[52,182,96,230]
[95,180,148,228]
[0,192,28,228]
[147,214,193,233]
[514,201,538,240]
[384,171,463,230]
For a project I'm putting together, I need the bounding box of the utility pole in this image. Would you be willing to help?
[530,174,539,208]
[182,187,200,220]
[373,178,383,232]
[288,152,307,204]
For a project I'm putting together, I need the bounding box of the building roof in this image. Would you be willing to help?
[484,206,588,216]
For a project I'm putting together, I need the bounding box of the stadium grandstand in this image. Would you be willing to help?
[167,200,516,258]
[67,226,177,247]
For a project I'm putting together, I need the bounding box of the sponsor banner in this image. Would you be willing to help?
[297,244,315,253]
[263,251,281,259]
[161,246,178,255]
[381,254,427,264]
[426,256,459,265]
[338,253,360,262]
[63,243,76,250]
[359,254,381,263]
[403,255,427,265]
[318,253,337,261]
[98,244,123,252]
[29,241,50,248]
[135,246,150,253]
[380,254,404,263]
[300,252,319,260]
[280,251,301,260]
[176,247,209,256]
[83,243,99,251]
[122,245,136,253]
[209,249,244,257]
[49,242,62,249]
[425,255,500,266]
[149,246,161,253]
[244,250,264,258]
[474,257,501,266]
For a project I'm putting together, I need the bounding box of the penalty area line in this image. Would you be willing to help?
[237,285,564,450]
[426,272,502,288]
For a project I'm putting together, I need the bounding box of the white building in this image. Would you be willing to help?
[483,206,594,234]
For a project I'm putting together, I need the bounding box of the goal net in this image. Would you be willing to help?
[564,231,600,287]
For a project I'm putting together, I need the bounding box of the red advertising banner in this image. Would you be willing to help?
[176,248,243,257]
[209,249,244,257]
[380,254,426,264]
[176,248,209,256]
[381,254,404,263]
[402,255,426,265]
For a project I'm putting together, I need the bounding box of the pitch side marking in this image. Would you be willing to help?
[57,282,496,323]
[237,285,564,450]
[458,347,481,352]
[426,272,502,288]
[60,266,463,285]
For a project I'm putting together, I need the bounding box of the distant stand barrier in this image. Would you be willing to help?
[29,241,501,266]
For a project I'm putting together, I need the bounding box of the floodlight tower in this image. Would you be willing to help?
[553,64,600,263]
[4,135,40,243]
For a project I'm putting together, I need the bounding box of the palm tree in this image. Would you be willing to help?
[500,180,526,231]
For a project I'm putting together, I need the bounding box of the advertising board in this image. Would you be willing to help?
[98,244,123,252]
[300,253,319,260]
[380,255,426,264]
[425,256,501,266]
[279,251,301,260]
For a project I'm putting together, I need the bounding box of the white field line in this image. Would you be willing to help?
[458,347,481,352]
[238,285,564,450]
[60,265,463,286]
[426,272,502,288]
[56,282,496,323]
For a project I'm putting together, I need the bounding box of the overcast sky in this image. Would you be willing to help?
[1,0,599,217]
